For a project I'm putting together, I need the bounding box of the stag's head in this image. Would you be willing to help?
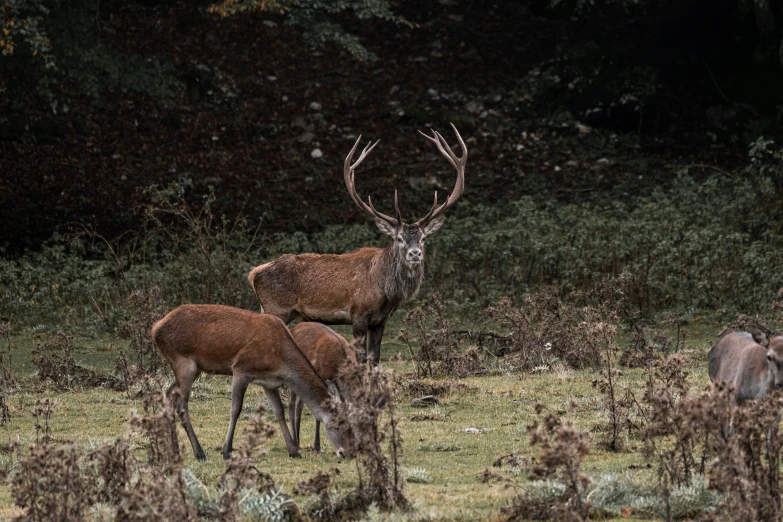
[344,124,467,268]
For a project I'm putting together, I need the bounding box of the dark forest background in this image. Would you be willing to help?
[2,0,783,327]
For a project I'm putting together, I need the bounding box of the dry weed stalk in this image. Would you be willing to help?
[294,468,341,520]
[0,320,16,443]
[700,386,783,521]
[399,293,458,378]
[32,398,54,445]
[486,287,611,370]
[327,356,408,515]
[217,405,281,521]
[591,321,636,451]
[32,333,124,390]
[11,442,94,522]
[499,402,592,521]
[12,381,197,521]
[117,286,166,378]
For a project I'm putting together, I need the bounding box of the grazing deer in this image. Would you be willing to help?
[152,304,348,460]
[288,322,356,453]
[709,330,783,402]
[249,124,467,364]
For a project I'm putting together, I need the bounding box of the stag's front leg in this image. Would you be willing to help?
[367,321,387,366]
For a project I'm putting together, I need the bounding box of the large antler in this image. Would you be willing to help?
[415,123,467,226]
[344,136,401,227]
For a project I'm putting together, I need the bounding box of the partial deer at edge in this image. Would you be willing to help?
[248,124,467,364]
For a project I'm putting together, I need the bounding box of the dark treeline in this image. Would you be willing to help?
[2,0,783,250]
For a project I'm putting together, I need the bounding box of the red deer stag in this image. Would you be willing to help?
[709,330,783,402]
[288,322,355,453]
[248,124,467,364]
[152,304,349,460]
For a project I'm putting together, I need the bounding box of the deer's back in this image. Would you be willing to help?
[251,248,383,315]
[152,304,290,375]
[709,331,769,401]
[290,322,354,381]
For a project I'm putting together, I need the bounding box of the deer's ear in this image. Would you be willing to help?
[327,380,341,399]
[375,218,396,237]
[422,216,445,237]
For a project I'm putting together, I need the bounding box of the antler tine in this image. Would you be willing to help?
[343,136,399,227]
[394,190,403,224]
[416,191,440,225]
[415,124,467,226]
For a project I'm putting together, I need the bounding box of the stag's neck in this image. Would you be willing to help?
[375,245,424,306]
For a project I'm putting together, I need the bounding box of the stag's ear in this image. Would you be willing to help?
[752,329,770,348]
[375,218,396,237]
[422,216,445,237]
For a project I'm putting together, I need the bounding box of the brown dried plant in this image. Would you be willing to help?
[11,442,95,522]
[698,386,783,521]
[500,402,592,521]
[327,355,408,516]
[32,398,54,445]
[217,405,282,521]
[32,333,124,390]
[486,287,609,370]
[117,286,166,378]
[591,321,636,451]
[399,293,461,378]
[0,320,16,444]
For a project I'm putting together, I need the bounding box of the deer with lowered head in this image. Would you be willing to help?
[708,329,783,403]
[152,304,350,461]
[288,322,356,453]
[248,124,467,364]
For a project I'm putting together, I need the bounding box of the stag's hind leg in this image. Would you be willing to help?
[168,358,205,460]
[368,321,387,366]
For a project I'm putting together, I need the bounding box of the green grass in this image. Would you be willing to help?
[0,323,716,521]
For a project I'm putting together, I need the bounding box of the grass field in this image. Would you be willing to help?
[0,317,721,521]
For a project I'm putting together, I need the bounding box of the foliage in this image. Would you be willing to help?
[9,377,307,521]
[208,0,407,61]
[3,170,783,336]
[486,287,612,370]
[0,0,53,68]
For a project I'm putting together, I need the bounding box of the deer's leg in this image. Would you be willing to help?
[264,388,301,458]
[222,373,254,460]
[313,417,322,454]
[367,321,387,366]
[294,396,305,447]
[171,359,205,461]
[288,391,299,445]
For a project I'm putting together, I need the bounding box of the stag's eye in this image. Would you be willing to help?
[397,237,403,244]
[769,355,774,361]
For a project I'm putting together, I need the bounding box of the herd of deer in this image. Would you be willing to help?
[152,125,467,461]
[150,122,783,463]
